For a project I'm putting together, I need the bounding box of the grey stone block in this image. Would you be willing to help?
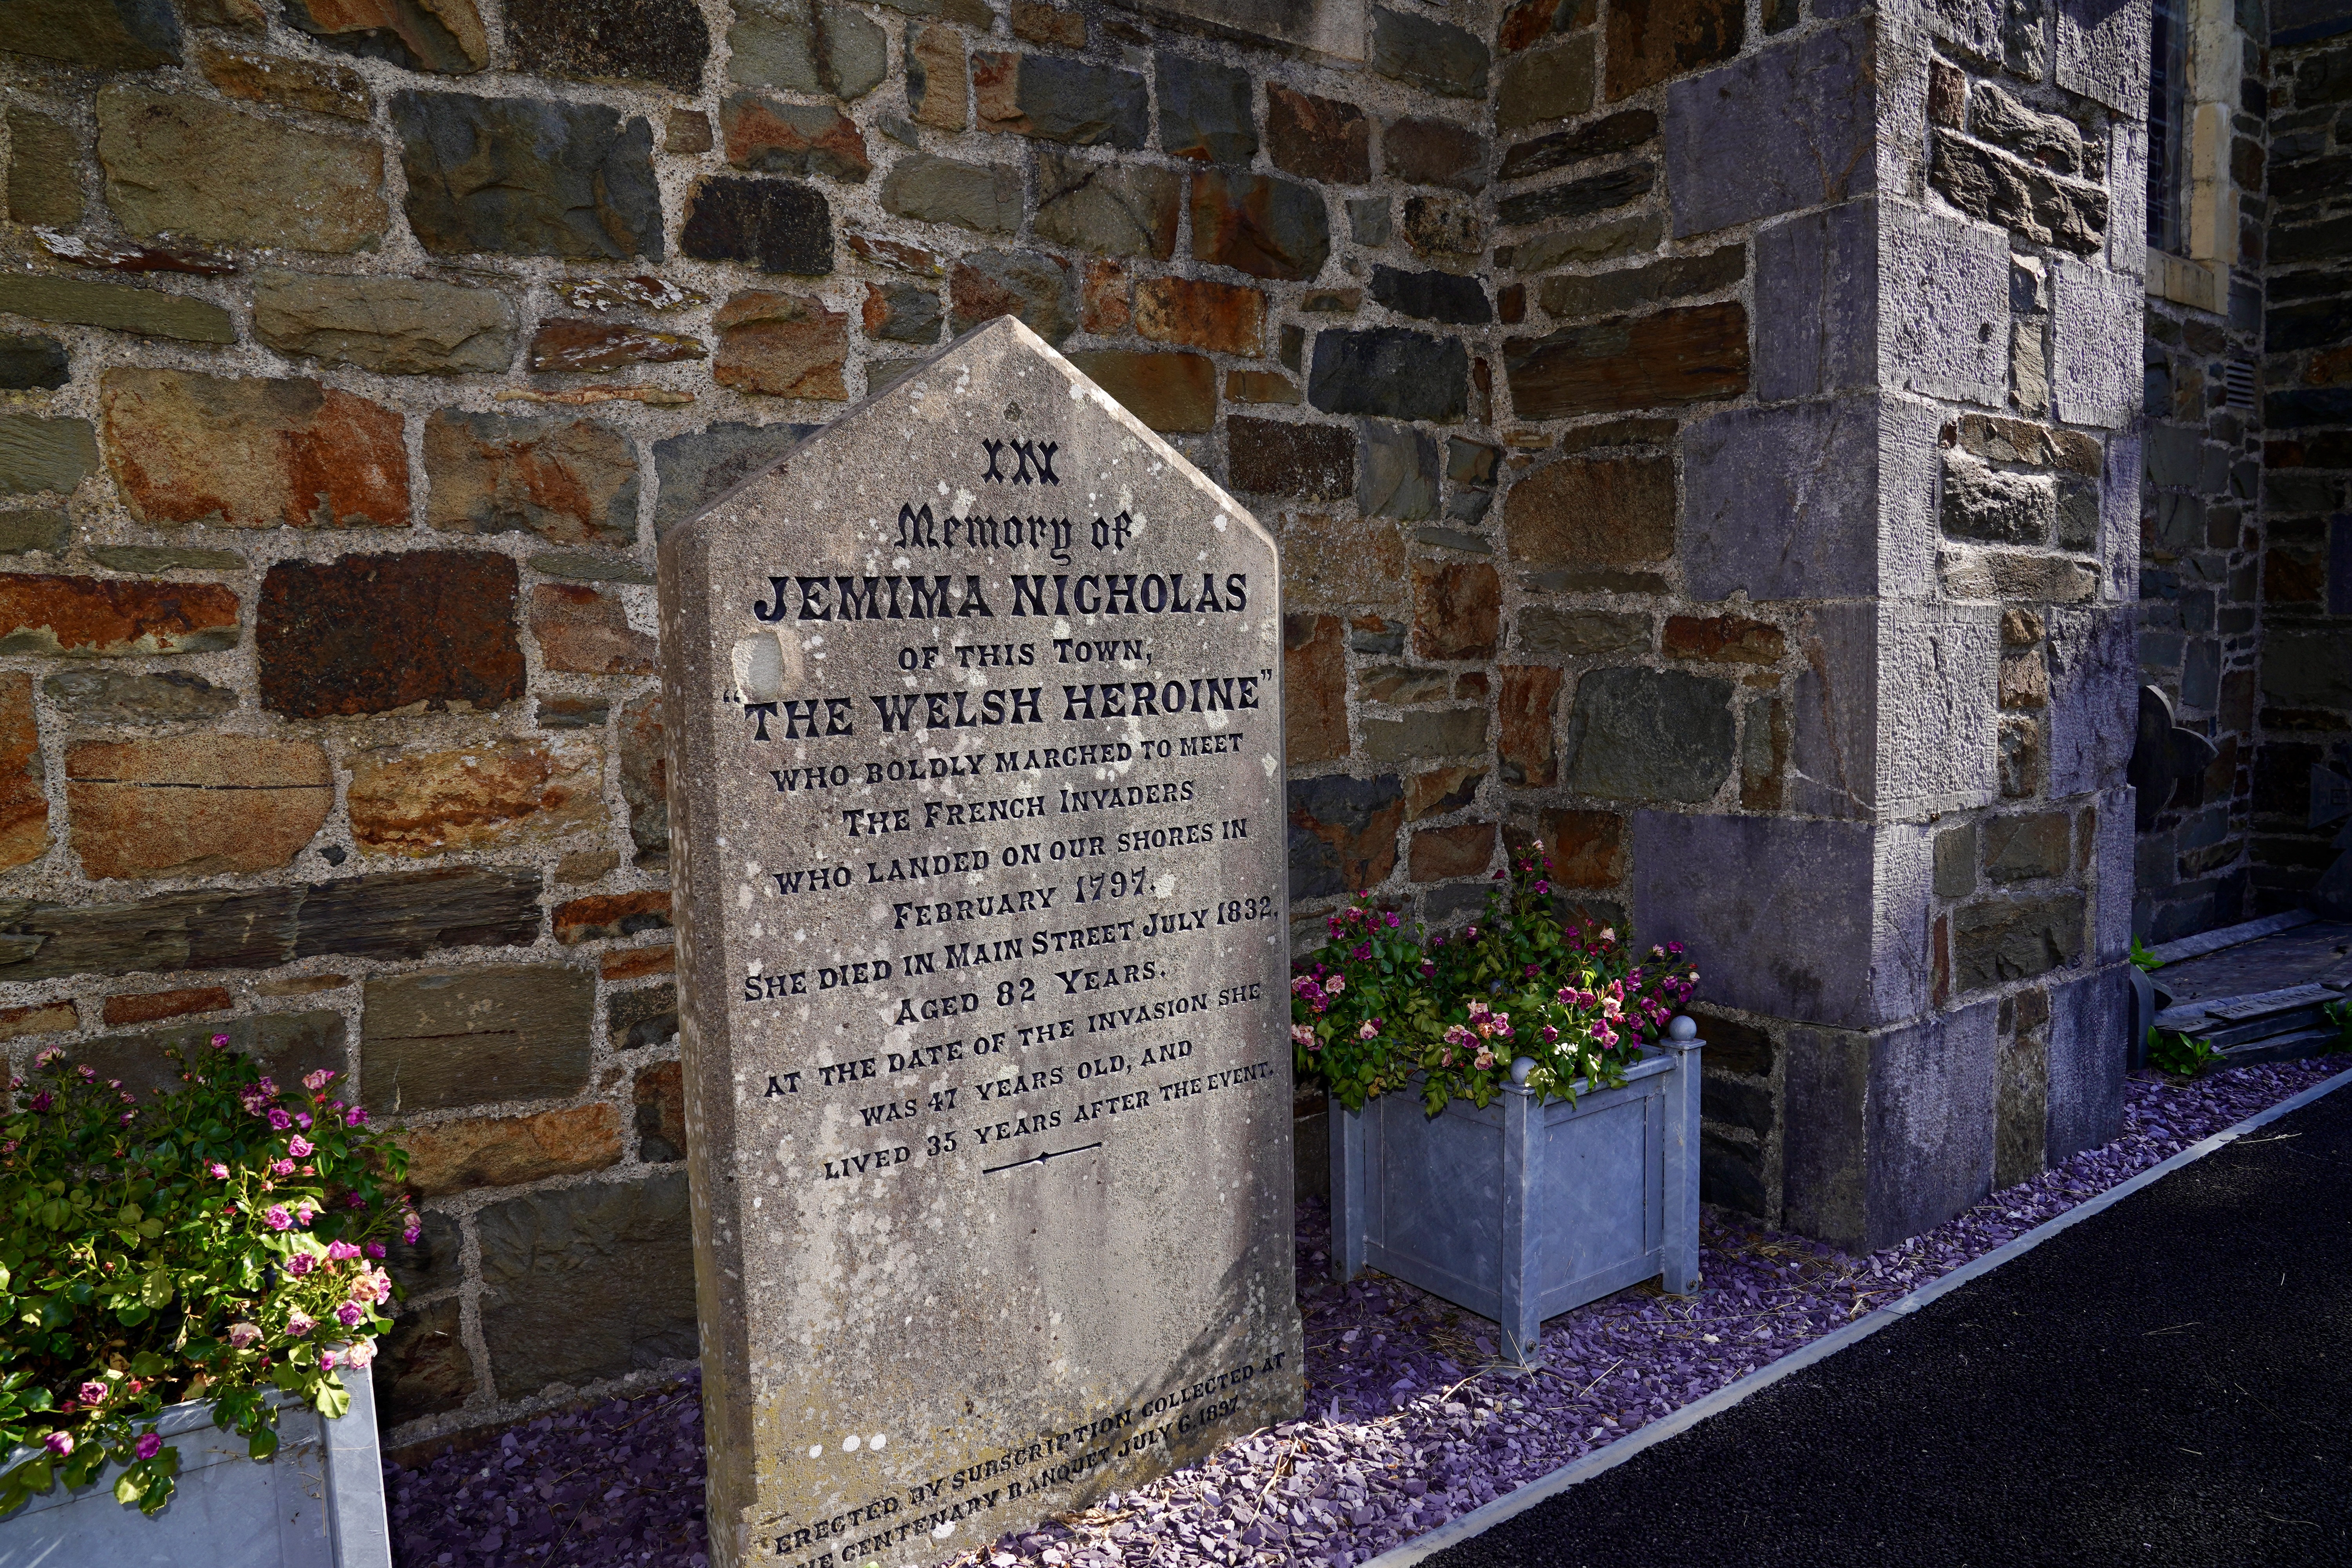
[1033,148,1180,259]
[1564,668,1736,803]
[1356,421,1439,520]
[2055,0,2149,118]
[2051,259,2142,428]
[2044,965,2127,1164]
[652,420,818,538]
[1664,22,1875,238]
[477,1172,698,1392]
[1924,0,2002,67]
[2105,120,2147,277]
[1886,209,2009,406]
[1631,811,1934,1031]
[2044,606,2136,797]
[1363,708,1486,761]
[1941,451,2056,545]
[1788,602,2001,821]
[2092,786,2133,963]
[1753,201,1874,401]
[1156,52,1255,164]
[1370,6,1488,99]
[1684,396,1890,602]
[0,415,98,497]
[1516,607,1650,660]
[360,964,596,1115]
[1935,821,1978,898]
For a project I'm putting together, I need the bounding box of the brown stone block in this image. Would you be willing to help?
[601,943,675,982]
[1412,561,1501,661]
[198,42,372,121]
[1507,303,1749,420]
[1359,666,1454,704]
[1498,664,1564,786]
[908,25,969,131]
[1288,773,1405,898]
[102,985,234,1027]
[1081,259,1132,335]
[348,738,604,858]
[67,735,332,880]
[423,410,638,546]
[361,964,595,1115]
[665,108,713,153]
[403,1102,625,1197]
[1410,821,1496,882]
[1537,807,1624,888]
[1501,0,1597,50]
[1983,811,2070,884]
[259,553,523,718]
[1504,453,1675,567]
[1283,613,1348,765]
[530,583,655,675]
[1604,0,1744,100]
[1928,59,1966,128]
[96,85,388,252]
[256,973,351,997]
[1266,86,1370,185]
[1013,0,1087,44]
[2000,647,2049,709]
[102,368,408,531]
[1662,615,1785,664]
[635,1058,686,1161]
[1191,170,1333,282]
[1406,766,1483,820]
[1278,511,1408,604]
[1132,277,1266,356]
[1227,370,1301,405]
[285,0,487,73]
[618,690,668,864]
[720,93,870,182]
[377,1296,472,1427]
[527,317,706,373]
[554,889,672,944]
[1061,351,1216,434]
[0,673,45,873]
[0,575,240,660]
[0,997,76,1041]
[713,290,849,399]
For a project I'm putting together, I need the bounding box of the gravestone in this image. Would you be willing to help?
[657,316,1301,1568]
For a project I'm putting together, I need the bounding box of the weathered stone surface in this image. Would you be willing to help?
[1264,86,1368,187]
[1496,109,1657,183]
[1360,666,1454,705]
[477,1172,697,1391]
[1061,351,1216,434]
[1034,149,1181,259]
[253,272,513,376]
[44,669,235,726]
[1664,615,1783,664]
[101,985,231,1027]
[881,154,1022,235]
[1606,0,1742,98]
[1284,614,1349,765]
[0,511,67,557]
[2043,606,2136,798]
[1130,276,1264,355]
[1928,135,2106,256]
[1498,664,1564,786]
[1495,163,1653,229]
[1983,811,2069,883]
[721,93,869,182]
[0,417,97,499]
[395,91,662,261]
[0,276,234,345]
[1232,419,1353,500]
[102,370,406,532]
[1307,328,1468,421]
[508,0,708,91]
[1504,454,1673,567]
[1407,766,1483,820]
[0,575,239,658]
[1663,23,1873,238]
[552,889,669,945]
[385,1209,461,1301]
[1363,707,1487,762]
[95,86,382,254]
[906,23,968,130]
[1530,808,1621,890]
[634,1059,686,1161]
[1505,303,1749,419]
[1498,34,1596,128]
[0,998,77,1040]
[652,422,817,538]
[1785,603,2000,821]
[1371,5,1489,98]
[73,1012,343,1108]
[0,335,68,395]
[0,674,43,873]
[1753,201,1873,400]
[1565,667,1735,802]
[1681,396,1896,603]
[198,42,371,120]
[975,51,1147,147]
[1156,52,1255,163]
[1954,893,2084,991]
[529,317,706,373]
[1940,452,2055,544]
[1384,116,1486,192]
[66,735,330,879]
[1515,607,1650,659]
[1192,171,1332,282]
[2050,258,2140,428]
[405,1103,624,1198]
[362,964,594,1115]
[0,0,181,69]
[283,0,485,73]
[378,1296,471,1426]
[348,738,602,858]
[531,583,656,674]
[1410,821,1496,882]
[1402,194,1485,258]
[1371,267,1491,326]
[1412,561,1499,660]
[603,944,673,983]
[861,281,943,345]
[259,552,523,717]
[1290,773,1405,898]
[1539,244,1743,321]
[667,108,714,153]
[948,249,1078,344]
[6,107,82,227]
[615,691,666,866]
[2045,965,2126,1162]
[557,276,710,316]
[730,3,884,97]
[710,290,850,402]
[1358,422,1439,521]
[609,980,678,1051]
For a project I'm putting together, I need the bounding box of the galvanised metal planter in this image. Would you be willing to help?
[1329,1020,1704,1362]
[0,1365,390,1568]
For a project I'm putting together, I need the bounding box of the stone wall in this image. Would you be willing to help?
[1,0,2155,1449]
[2254,9,2352,911]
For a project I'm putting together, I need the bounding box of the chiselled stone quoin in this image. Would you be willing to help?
[658,316,1301,1568]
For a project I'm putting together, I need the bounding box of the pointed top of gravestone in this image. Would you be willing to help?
[673,315,1265,555]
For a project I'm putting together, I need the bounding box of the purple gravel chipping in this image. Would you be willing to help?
[383,1061,2345,1568]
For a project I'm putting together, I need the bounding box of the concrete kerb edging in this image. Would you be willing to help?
[1361,1064,2352,1568]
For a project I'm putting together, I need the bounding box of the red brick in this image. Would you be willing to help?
[1410,821,1496,882]
[1537,808,1624,888]
[1284,613,1348,765]
[1497,664,1564,786]
[0,574,240,658]
[103,985,233,1027]
[101,368,408,530]
[1132,277,1265,356]
[1411,561,1501,661]
[531,583,654,675]
[258,552,522,718]
[554,889,671,945]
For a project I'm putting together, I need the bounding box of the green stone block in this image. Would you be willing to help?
[0,274,236,344]
[0,415,98,496]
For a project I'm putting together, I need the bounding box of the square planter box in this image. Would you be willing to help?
[0,1365,390,1568]
[1329,1025,1703,1362]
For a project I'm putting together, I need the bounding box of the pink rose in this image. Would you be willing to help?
[327,1241,362,1262]
[44,1432,71,1457]
[303,1069,334,1092]
[78,1380,107,1406]
[285,1312,315,1338]
[209,1162,229,1180]
[227,1322,261,1349]
[285,1253,315,1277]
[287,1136,313,1158]
[267,1108,292,1131]
[335,1302,365,1327]
[341,1339,376,1370]
[134,1432,162,1461]
[344,1107,368,1127]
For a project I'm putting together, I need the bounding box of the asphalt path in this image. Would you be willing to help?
[1428,1083,2352,1568]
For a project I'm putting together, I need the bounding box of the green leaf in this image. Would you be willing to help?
[312,1374,350,1420]
[247,1426,278,1461]
[113,1469,147,1506]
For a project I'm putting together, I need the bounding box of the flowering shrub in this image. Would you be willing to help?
[1292,843,1700,1114]
[0,1036,413,1517]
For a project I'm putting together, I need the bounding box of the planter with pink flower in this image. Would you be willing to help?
[0,1036,411,1567]
[1296,847,1706,1363]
